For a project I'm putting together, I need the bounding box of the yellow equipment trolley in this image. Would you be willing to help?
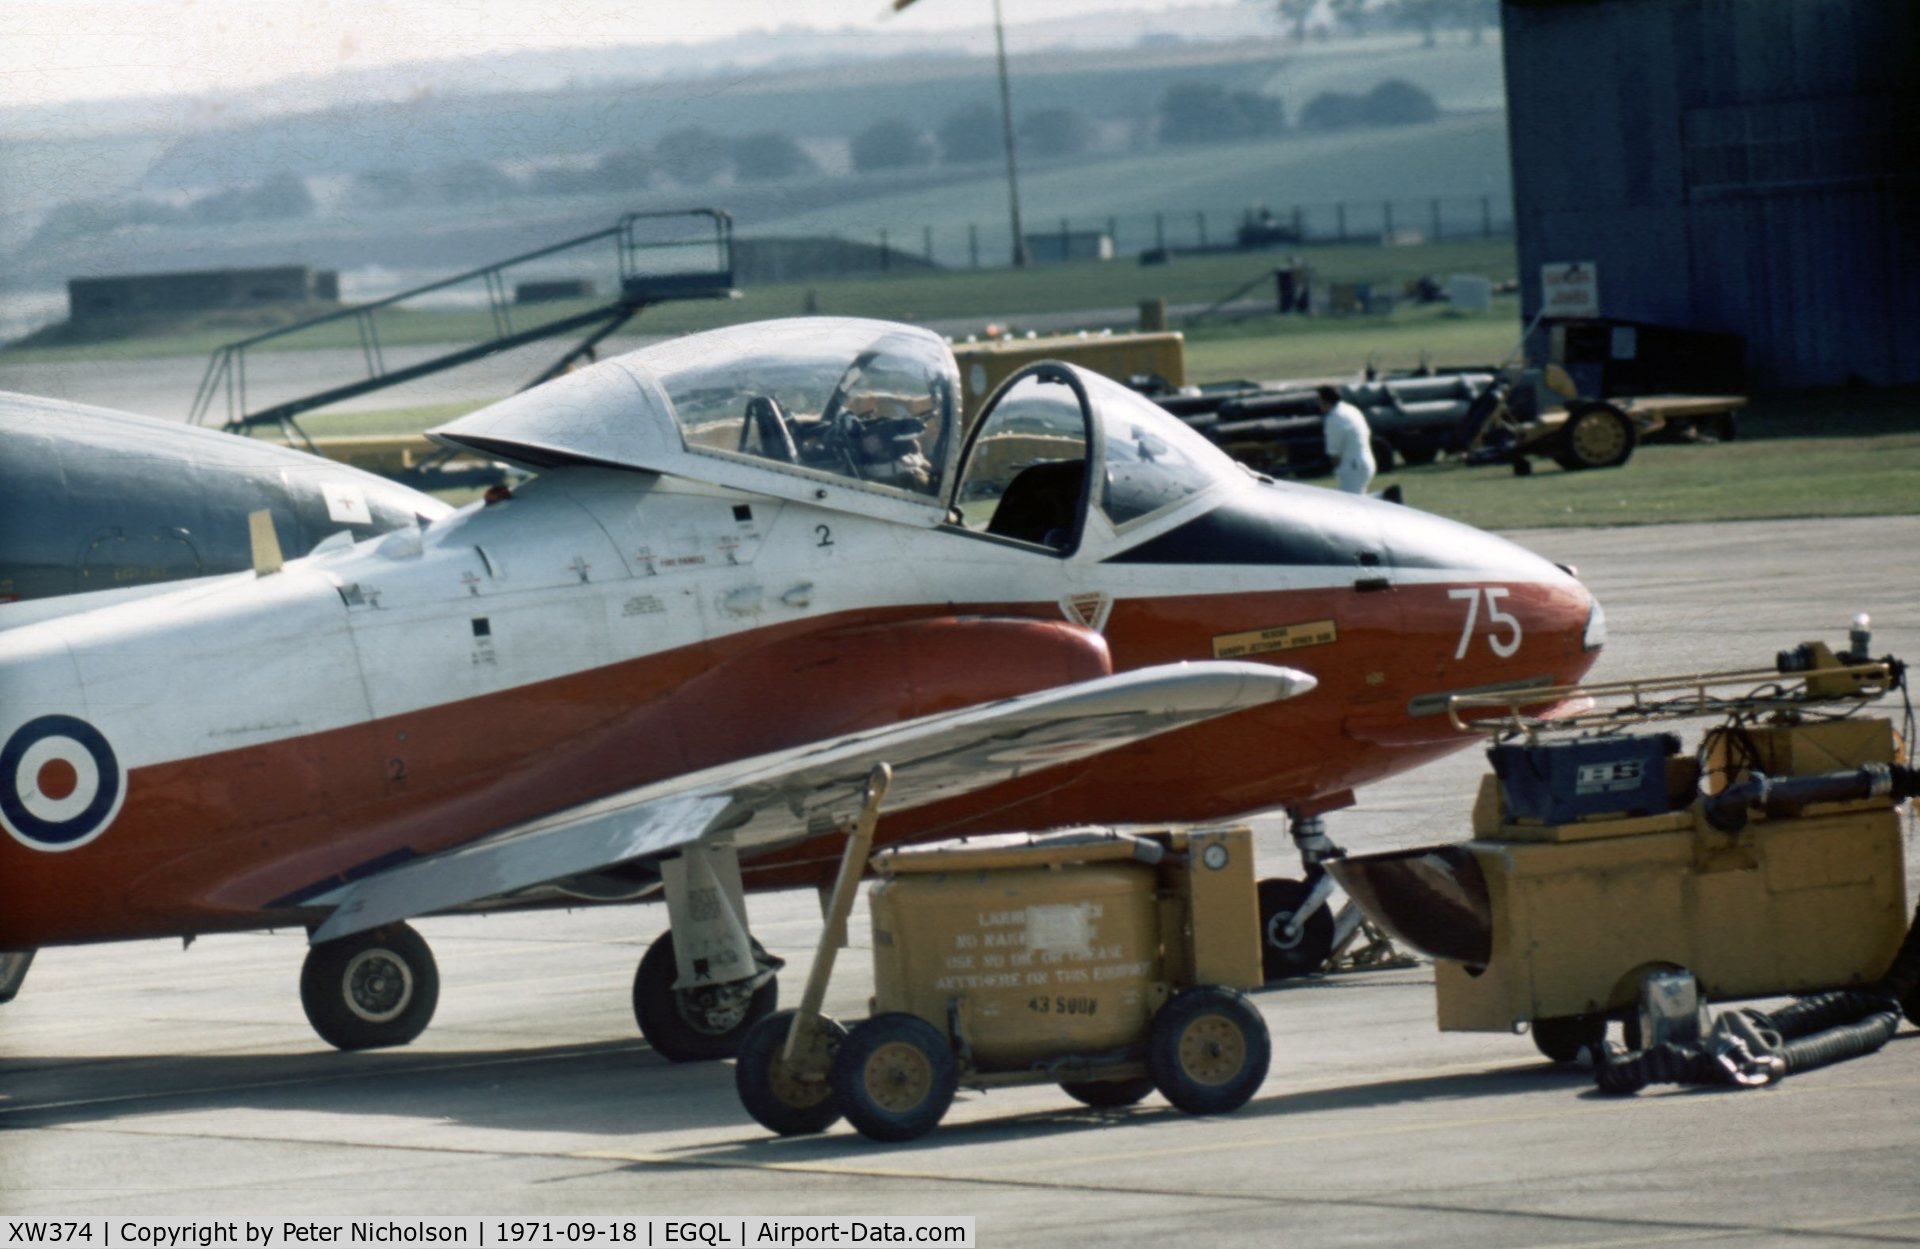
[735,766,1271,1141]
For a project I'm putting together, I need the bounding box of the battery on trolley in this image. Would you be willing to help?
[1488,732,1683,823]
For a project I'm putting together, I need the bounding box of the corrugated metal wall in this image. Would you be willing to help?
[1503,0,1920,388]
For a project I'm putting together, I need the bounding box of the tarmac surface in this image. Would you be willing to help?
[5,516,1919,1245]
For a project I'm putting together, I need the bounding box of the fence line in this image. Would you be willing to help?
[734,193,1514,274]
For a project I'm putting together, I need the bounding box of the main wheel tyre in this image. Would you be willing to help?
[1257,878,1334,982]
[1553,402,1636,471]
[633,931,778,1063]
[300,923,439,1051]
[1531,1014,1606,1063]
[1059,1077,1155,1108]
[831,1013,958,1142]
[1148,986,1270,1115]
[735,1009,848,1136]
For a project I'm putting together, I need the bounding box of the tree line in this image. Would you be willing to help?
[26,78,1439,250]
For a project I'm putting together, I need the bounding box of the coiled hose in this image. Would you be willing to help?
[1878,900,1920,1022]
[1597,901,1920,1095]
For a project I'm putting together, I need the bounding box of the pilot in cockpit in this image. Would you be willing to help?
[837,391,938,494]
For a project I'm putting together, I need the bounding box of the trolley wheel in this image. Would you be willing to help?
[1147,986,1270,1115]
[1511,455,1534,476]
[1257,878,1334,982]
[735,1009,848,1137]
[1059,1077,1155,1109]
[1531,1014,1607,1063]
[1553,402,1637,471]
[633,931,778,1063]
[831,1013,958,1142]
[300,922,439,1051]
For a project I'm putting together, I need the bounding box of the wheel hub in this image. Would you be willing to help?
[864,1041,933,1112]
[342,949,412,1023]
[1572,413,1627,461]
[767,1058,831,1109]
[1265,910,1304,951]
[676,980,757,1035]
[1177,1015,1247,1086]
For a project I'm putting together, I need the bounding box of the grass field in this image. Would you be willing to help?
[1369,389,1920,530]
[1,239,1520,365]
[1182,300,1525,382]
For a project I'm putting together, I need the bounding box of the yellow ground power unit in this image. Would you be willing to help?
[1330,641,1915,1064]
[734,766,1271,1142]
[1457,736,1900,1043]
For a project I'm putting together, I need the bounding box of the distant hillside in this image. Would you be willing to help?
[1258,37,1508,115]
[1,31,1513,328]
[766,111,1513,265]
[136,42,1295,191]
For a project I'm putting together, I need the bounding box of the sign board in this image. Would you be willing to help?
[1541,262,1599,319]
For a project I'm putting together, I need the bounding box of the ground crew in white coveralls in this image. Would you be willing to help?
[1316,384,1375,495]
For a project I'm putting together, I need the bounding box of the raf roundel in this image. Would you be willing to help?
[0,715,127,852]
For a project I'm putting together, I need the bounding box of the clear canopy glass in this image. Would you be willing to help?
[1080,369,1236,525]
[632,320,960,500]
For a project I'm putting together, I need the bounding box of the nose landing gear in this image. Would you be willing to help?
[1256,812,1413,984]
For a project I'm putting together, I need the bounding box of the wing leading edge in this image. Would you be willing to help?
[311,660,1314,943]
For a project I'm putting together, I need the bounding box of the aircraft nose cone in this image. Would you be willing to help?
[1374,501,1604,684]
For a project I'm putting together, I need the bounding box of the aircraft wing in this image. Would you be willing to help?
[310,660,1313,943]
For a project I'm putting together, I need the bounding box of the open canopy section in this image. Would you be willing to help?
[431,318,962,525]
[949,362,1239,554]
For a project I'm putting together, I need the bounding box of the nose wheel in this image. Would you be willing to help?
[1258,878,1336,981]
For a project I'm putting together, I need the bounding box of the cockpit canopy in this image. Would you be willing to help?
[650,320,957,500]
[433,318,961,524]
[431,317,1237,534]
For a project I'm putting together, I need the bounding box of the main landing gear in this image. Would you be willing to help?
[301,922,440,1050]
[1256,812,1411,984]
[632,839,781,1062]
[295,838,782,1057]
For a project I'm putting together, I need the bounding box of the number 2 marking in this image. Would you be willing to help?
[1450,587,1522,659]
[814,524,834,547]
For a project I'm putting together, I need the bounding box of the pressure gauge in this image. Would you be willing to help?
[1201,842,1230,871]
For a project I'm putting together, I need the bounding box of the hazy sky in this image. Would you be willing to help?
[2,0,1213,106]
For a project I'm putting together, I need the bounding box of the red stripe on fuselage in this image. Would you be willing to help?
[0,578,1595,947]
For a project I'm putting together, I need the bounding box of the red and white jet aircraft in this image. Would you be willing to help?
[0,318,1603,1058]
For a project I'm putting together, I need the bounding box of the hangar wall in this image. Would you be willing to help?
[1502,0,1920,388]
